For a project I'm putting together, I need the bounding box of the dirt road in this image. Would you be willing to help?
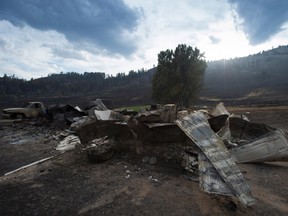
[0,106,287,215]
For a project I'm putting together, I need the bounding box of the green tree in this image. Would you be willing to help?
[152,44,207,107]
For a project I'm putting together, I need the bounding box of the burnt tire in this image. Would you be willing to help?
[86,144,114,163]
[14,114,25,119]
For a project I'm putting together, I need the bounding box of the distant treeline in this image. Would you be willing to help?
[0,68,155,100]
[1,45,288,103]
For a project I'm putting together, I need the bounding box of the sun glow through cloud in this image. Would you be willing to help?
[0,0,287,79]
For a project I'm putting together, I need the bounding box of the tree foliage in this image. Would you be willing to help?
[152,44,207,107]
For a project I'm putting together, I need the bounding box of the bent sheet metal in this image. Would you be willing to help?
[176,111,256,206]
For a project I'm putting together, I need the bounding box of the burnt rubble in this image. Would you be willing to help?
[2,99,288,207]
[67,100,288,206]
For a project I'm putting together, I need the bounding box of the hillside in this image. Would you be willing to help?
[0,45,288,108]
[201,45,288,105]
[0,69,155,109]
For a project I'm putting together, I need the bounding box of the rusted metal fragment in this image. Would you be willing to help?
[198,152,233,195]
[177,110,189,120]
[136,104,177,123]
[176,111,255,206]
[211,102,230,116]
[76,120,132,144]
[135,110,162,123]
[229,117,275,141]
[70,116,96,131]
[45,103,86,129]
[131,122,185,143]
[161,104,177,123]
[231,130,288,163]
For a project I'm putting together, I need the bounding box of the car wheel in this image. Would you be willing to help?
[86,144,114,163]
[15,114,24,119]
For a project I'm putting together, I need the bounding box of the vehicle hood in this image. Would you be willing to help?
[3,108,27,113]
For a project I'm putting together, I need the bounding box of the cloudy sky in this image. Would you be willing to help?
[0,0,288,79]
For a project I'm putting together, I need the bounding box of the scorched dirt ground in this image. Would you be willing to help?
[0,105,287,216]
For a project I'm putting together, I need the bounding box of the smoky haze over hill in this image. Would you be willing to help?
[0,45,288,107]
[202,45,288,104]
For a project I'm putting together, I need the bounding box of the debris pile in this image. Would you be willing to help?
[3,99,288,207]
[176,111,255,206]
[58,100,287,206]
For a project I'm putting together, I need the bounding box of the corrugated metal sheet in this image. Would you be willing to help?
[198,152,233,195]
[176,111,255,206]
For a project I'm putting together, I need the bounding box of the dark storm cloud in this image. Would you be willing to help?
[0,0,141,55]
[228,0,288,45]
